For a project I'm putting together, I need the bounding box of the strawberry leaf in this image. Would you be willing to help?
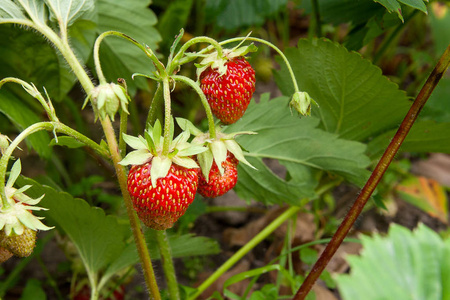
[0,1,27,20]
[227,95,371,205]
[44,0,95,28]
[367,120,450,157]
[15,177,129,281]
[102,231,220,286]
[336,224,450,300]
[275,38,411,142]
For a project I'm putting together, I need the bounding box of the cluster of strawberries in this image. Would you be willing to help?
[123,55,256,230]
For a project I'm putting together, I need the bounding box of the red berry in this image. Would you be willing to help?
[198,152,239,198]
[127,160,199,230]
[200,57,255,124]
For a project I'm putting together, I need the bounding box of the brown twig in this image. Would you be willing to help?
[293,42,450,300]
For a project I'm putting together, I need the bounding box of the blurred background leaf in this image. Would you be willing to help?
[336,224,450,300]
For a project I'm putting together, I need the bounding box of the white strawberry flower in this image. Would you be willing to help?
[0,160,53,236]
[176,118,256,182]
[119,118,207,187]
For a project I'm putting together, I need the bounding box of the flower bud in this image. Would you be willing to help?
[289,91,316,116]
[88,83,130,121]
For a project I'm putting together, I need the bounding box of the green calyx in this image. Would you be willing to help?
[0,133,10,155]
[83,83,131,121]
[195,44,258,79]
[176,118,256,182]
[0,160,53,236]
[119,119,207,187]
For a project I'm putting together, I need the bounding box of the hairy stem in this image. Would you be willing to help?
[93,31,166,84]
[155,231,180,300]
[100,118,161,300]
[0,122,109,207]
[220,37,300,93]
[171,75,216,139]
[161,77,172,156]
[188,206,301,300]
[170,36,224,74]
[293,42,450,300]
[33,28,161,299]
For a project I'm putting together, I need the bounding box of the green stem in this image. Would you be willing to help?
[55,30,160,300]
[220,37,300,93]
[94,31,166,78]
[293,42,450,300]
[188,206,301,300]
[100,118,161,300]
[0,78,57,121]
[92,31,166,84]
[118,79,129,157]
[161,77,172,156]
[155,231,180,300]
[53,35,158,297]
[171,75,216,139]
[0,122,109,207]
[170,37,224,74]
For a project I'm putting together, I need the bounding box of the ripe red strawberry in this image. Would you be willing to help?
[198,152,239,198]
[200,57,255,124]
[0,227,37,257]
[127,160,199,230]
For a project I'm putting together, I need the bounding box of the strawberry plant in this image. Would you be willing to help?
[0,0,450,299]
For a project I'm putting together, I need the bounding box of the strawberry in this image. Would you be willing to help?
[176,118,257,199]
[0,227,36,257]
[198,152,238,198]
[127,161,199,230]
[200,56,255,124]
[0,159,53,260]
[120,119,206,230]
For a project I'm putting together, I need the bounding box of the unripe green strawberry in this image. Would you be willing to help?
[0,227,36,257]
[198,152,238,198]
[200,57,255,124]
[127,160,199,230]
